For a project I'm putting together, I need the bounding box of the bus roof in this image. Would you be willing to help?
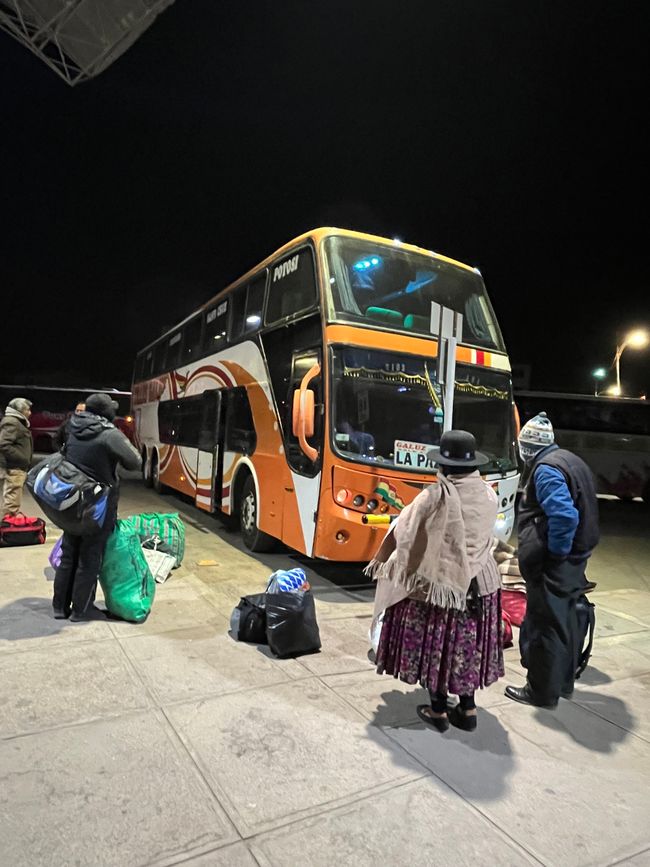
[515,390,648,407]
[0,384,131,395]
[136,227,479,356]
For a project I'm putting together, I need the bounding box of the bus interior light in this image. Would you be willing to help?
[246,315,261,326]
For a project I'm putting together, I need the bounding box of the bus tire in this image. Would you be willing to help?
[142,449,153,488]
[239,474,276,553]
[152,452,167,495]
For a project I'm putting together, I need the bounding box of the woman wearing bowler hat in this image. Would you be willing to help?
[366,429,504,732]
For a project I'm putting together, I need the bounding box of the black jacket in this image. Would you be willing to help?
[64,411,141,487]
[0,411,33,471]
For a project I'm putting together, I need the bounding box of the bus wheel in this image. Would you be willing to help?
[142,450,153,488]
[239,475,276,552]
[152,453,167,495]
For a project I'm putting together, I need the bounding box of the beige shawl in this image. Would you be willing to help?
[366,471,500,620]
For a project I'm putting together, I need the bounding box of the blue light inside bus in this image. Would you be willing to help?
[353,256,381,271]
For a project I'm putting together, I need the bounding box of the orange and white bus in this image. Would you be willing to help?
[132,228,519,561]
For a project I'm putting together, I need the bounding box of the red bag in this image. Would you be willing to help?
[502,611,514,648]
[0,513,46,547]
[502,589,527,627]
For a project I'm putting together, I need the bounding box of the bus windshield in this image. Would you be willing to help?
[324,236,505,352]
[331,347,517,475]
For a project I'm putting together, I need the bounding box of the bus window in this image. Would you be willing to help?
[134,354,146,383]
[204,298,229,353]
[182,316,203,365]
[225,388,256,455]
[265,249,317,325]
[165,331,183,372]
[152,342,166,376]
[242,274,266,336]
[143,348,154,379]
[229,288,246,342]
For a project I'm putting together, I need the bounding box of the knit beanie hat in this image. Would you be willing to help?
[86,393,118,421]
[518,411,554,462]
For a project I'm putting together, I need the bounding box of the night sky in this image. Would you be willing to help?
[1,1,648,395]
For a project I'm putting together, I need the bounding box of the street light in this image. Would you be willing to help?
[592,367,607,396]
[613,329,649,394]
[606,384,622,397]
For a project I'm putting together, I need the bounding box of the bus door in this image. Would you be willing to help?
[195,389,223,512]
[283,349,323,556]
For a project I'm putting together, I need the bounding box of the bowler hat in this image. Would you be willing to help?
[427,430,489,468]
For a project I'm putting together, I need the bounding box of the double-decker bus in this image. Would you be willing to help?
[132,228,519,560]
[0,385,134,453]
[515,390,650,502]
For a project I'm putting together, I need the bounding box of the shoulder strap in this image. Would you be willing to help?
[575,598,596,679]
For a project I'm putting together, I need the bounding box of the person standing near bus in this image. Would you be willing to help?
[52,401,86,451]
[368,430,505,733]
[505,412,600,708]
[52,393,141,621]
[0,397,33,517]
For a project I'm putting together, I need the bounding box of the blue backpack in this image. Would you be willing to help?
[27,452,111,536]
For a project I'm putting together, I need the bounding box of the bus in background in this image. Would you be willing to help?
[515,390,650,503]
[132,228,520,561]
[0,385,134,453]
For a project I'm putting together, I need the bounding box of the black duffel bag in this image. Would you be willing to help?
[520,593,595,682]
[266,589,321,658]
[231,593,268,644]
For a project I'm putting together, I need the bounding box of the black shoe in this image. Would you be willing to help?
[448,704,478,732]
[504,685,557,709]
[561,686,574,699]
[52,607,69,620]
[70,605,107,623]
[417,705,449,732]
[583,581,597,594]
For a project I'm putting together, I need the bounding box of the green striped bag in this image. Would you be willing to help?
[99,521,155,622]
[122,512,185,568]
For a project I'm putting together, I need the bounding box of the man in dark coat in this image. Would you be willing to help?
[505,412,600,708]
[0,397,33,516]
[52,393,141,622]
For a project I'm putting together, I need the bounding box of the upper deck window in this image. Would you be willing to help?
[265,248,318,325]
[324,236,505,352]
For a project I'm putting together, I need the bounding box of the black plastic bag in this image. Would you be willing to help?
[266,590,321,658]
[233,593,268,644]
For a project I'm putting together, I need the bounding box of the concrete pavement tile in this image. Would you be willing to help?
[120,625,306,705]
[171,842,258,866]
[165,678,425,836]
[616,850,650,866]
[590,590,650,626]
[0,711,238,867]
[293,616,375,677]
[324,668,527,727]
[107,595,226,637]
[578,631,650,685]
[593,607,648,639]
[0,640,151,738]
[312,590,375,621]
[0,595,113,654]
[382,699,650,867]
[571,672,650,743]
[250,777,536,867]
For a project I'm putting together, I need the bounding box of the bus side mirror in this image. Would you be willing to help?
[292,362,321,462]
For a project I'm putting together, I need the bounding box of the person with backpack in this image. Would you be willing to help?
[0,397,33,517]
[505,412,600,709]
[52,393,141,622]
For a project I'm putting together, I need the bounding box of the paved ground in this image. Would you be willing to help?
[1,479,649,867]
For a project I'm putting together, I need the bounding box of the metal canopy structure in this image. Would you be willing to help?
[0,0,175,85]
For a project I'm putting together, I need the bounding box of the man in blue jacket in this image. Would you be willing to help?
[505,412,600,708]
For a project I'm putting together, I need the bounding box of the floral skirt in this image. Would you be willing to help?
[375,590,505,696]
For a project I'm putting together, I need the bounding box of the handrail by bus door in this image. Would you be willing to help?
[292,362,321,463]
